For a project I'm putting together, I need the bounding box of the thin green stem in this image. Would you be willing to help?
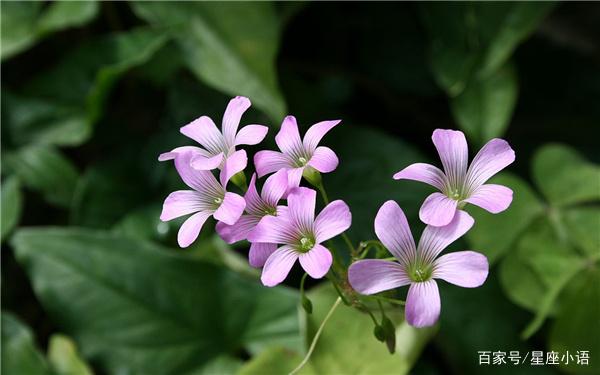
[290,297,342,375]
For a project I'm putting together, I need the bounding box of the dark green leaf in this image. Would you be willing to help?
[1,312,51,375]
[3,145,78,207]
[131,1,286,122]
[12,228,301,375]
[1,176,23,242]
[563,208,600,257]
[532,144,600,207]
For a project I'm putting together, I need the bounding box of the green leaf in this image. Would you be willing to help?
[532,144,600,207]
[563,207,600,257]
[465,173,544,264]
[48,334,94,375]
[3,145,78,208]
[1,312,51,375]
[0,1,99,60]
[12,228,301,375]
[238,347,316,375]
[1,176,23,242]
[450,63,518,144]
[327,126,430,243]
[550,268,600,374]
[131,1,286,122]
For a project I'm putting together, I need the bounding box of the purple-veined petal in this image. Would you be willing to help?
[214,192,246,225]
[275,116,303,155]
[465,138,515,190]
[405,280,441,328]
[160,190,209,221]
[254,150,290,177]
[174,152,223,196]
[348,259,411,295]
[248,215,297,245]
[235,124,268,146]
[180,116,224,155]
[249,242,278,268]
[418,210,474,264]
[433,251,488,288]
[314,200,352,243]
[158,146,208,162]
[432,129,468,188]
[244,174,263,214]
[419,192,458,227]
[215,215,259,244]
[177,211,213,248]
[261,246,299,287]
[375,201,417,266]
[286,167,304,191]
[222,96,251,146]
[303,120,341,151]
[299,244,333,279]
[220,149,248,187]
[464,184,513,213]
[393,163,447,191]
[261,169,289,207]
[308,146,339,173]
[190,152,223,170]
[287,187,316,232]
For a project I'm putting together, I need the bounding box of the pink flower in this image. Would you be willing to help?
[254,116,340,188]
[248,187,351,287]
[160,150,247,248]
[216,170,289,267]
[348,201,488,327]
[159,96,268,170]
[394,129,515,227]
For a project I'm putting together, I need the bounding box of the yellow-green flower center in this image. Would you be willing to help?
[299,236,314,252]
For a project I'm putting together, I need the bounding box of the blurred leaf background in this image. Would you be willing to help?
[1,2,599,375]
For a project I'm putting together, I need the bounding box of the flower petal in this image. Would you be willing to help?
[213,192,246,225]
[418,210,474,264]
[177,211,213,248]
[433,251,489,288]
[405,280,441,328]
[314,200,351,243]
[249,242,278,268]
[286,167,304,191]
[180,116,224,155]
[464,184,513,213]
[308,146,339,173]
[374,201,417,266]
[465,138,515,190]
[158,146,208,162]
[275,116,303,155]
[220,149,248,187]
[248,215,297,244]
[190,152,223,170]
[254,150,290,178]
[261,246,299,287]
[215,215,259,244]
[222,96,251,146]
[160,190,208,221]
[348,260,411,295]
[303,120,341,151]
[299,244,332,279]
[393,163,447,191]
[419,192,458,227]
[174,152,223,195]
[243,173,263,214]
[432,129,468,188]
[287,187,316,232]
[235,124,269,146]
[261,169,289,207]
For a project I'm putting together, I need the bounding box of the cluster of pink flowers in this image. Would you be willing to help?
[159,97,515,328]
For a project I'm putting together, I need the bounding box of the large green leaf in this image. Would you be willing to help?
[1,312,51,375]
[466,173,544,264]
[327,126,430,244]
[3,145,78,208]
[450,63,518,144]
[131,1,286,122]
[13,228,301,375]
[563,207,600,257]
[1,176,23,242]
[0,1,98,60]
[532,144,600,207]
